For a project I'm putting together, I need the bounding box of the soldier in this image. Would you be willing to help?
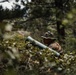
[42,31,63,53]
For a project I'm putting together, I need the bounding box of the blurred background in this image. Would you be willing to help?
[0,0,76,75]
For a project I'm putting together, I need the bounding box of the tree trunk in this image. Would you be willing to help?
[55,0,65,42]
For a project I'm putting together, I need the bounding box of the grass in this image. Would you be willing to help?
[4,68,17,75]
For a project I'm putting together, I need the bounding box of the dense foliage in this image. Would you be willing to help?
[0,0,76,75]
[0,29,76,75]
[0,5,26,21]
